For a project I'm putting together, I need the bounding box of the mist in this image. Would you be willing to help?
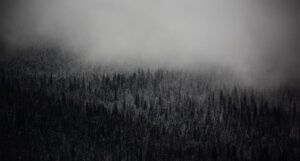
[1,0,299,87]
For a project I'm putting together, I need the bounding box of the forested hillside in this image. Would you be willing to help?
[0,50,299,161]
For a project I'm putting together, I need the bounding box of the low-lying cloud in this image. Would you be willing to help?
[1,0,299,86]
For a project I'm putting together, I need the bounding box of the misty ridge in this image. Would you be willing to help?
[0,0,299,88]
[0,1,299,161]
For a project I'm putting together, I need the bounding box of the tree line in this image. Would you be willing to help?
[0,67,298,161]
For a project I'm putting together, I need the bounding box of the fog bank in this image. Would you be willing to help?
[0,0,299,87]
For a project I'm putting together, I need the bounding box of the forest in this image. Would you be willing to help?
[0,49,299,161]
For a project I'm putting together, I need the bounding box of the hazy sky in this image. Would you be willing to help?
[1,0,299,86]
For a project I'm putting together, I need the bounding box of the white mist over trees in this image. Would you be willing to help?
[1,0,299,86]
[0,1,299,160]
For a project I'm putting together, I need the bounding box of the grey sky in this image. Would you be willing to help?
[1,0,299,86]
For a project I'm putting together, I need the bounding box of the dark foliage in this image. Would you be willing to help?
[0,52,299,161]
